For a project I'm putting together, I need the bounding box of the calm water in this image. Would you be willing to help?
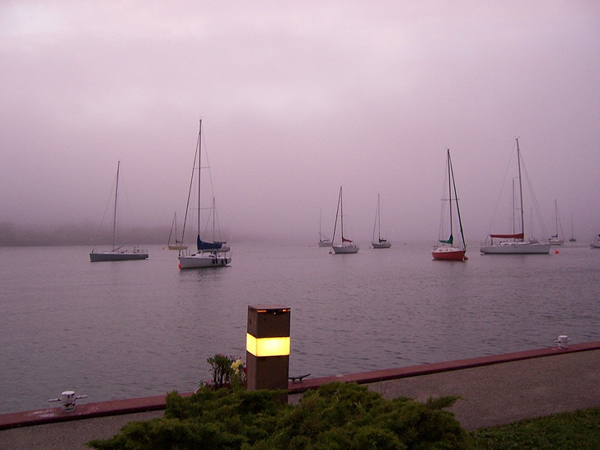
[1,241,599,414]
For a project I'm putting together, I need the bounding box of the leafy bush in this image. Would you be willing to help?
[201,354,246,390]
[88,382,468,449]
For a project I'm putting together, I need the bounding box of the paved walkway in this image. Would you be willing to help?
[2,342,599,449]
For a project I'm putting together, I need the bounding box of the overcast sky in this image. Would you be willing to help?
[2,1,599,244]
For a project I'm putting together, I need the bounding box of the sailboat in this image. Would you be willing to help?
[480,138,551,255]
[167,212,187,250]
[318,207,332,247]
[331,186,359,254]
[432,149,466,261]
[569,213,576,242]
[371,194,391,249]
[549,200,564,246]
[178,120,231,269]
[90,161,149,262]
[591,235,600,248]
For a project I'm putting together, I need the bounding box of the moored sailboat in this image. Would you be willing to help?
[178,120,231,269]
[548,200,564,246]
[331,186,359,254]
[371,194,391,249]
[432,149,466,261]
[90,161,148,262]
[318,207,332,247]
[167,212,187,250]
[480,138,550,255]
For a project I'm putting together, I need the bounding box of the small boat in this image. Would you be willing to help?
[548,200,564,246]
[167,212,187,250]
[591,235,600,248]
[178,120,231,269]
[371,194,391,249]
[318,207,332,247]
[432,149,466,261]
[480,138,550,255]
[90,161,148,262]
[331,186,359,254]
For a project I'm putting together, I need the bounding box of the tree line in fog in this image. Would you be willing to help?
[0,222,168,247]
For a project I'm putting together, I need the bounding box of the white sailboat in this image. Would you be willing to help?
[318,207,332,247]
[480,138,551,255]
[548,200,564,246]
[90,161,148,262]
[371,194,391,249]
[167,212,187,250]
[432,149,466,261]
[331,186,359,254]
[178,120,231,269]
[591,235,600,248]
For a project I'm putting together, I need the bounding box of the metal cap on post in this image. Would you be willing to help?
[246,305,291,402]
[48,390,88,412]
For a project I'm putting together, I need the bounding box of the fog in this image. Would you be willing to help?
[2,1,599,246]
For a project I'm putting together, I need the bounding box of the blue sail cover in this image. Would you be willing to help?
[439,234,453,244]
[197,236,224,251]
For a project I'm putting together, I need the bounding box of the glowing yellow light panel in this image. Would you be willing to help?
[246,334,290,357]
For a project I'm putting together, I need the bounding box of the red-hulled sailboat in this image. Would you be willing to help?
[432,149,467,261]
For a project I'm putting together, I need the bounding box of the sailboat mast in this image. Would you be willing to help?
[446,150,453,236]
[197,120,202,236]
[340,187,345,240]
[516,138,525,238]
[112,161,120,251]
[332,187,341,243]
[448,150,465,248]
[377,194,382,240]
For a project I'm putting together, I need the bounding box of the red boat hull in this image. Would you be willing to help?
[431,249,467,261]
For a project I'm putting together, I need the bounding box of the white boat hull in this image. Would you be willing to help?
[372,241,391,249]
[178,253,231,269]
[480,242,551,254]
[318,240,332,247]
[90,250,148,262]
[332,243,359,254]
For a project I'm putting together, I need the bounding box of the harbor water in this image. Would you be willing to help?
[1,241,599,414]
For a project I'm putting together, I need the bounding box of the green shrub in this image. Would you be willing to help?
[88,382,468,449]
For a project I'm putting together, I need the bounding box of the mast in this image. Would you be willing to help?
[168,213,176,245]
[332,187,342,244]
[554,200,559,237]
[377,194,382,240]
[112,161,120,251]
[340,187,345,241]
[448,150,465,249]
[446,150,453,239]
[197,120,202,240]
[516,138,525,239]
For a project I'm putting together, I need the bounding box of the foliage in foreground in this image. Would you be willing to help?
[470,407,600,450]
[88,382,468,449]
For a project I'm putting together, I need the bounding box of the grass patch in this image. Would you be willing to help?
[470,407,600,449]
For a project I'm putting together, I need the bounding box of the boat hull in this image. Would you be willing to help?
[318,241,332,247]
[178,253,231,269]
[432,246,466,261]
[168,245,188,250]
[480,242,551,254]
[372,241,391,249]
[332,244,359,254]
[90,251,148,262]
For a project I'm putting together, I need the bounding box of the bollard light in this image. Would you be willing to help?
[246,305,291,402]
